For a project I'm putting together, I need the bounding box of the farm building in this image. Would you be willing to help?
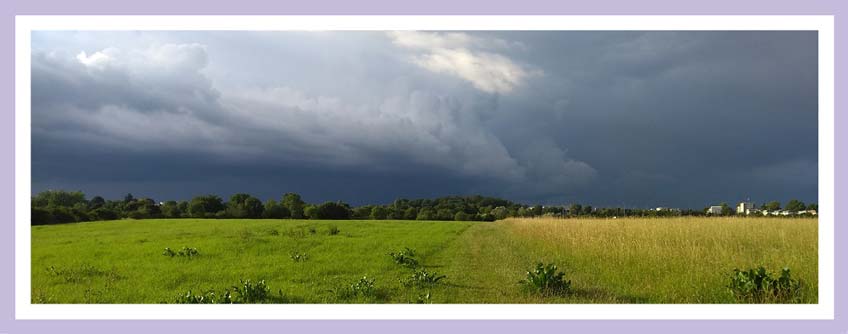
[706,206,723,215]
[736,202,756,215]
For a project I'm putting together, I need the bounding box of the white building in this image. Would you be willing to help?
[736,202,756,215]
[707,206,723,215]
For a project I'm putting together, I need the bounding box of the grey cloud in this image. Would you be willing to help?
[31,31,817,207]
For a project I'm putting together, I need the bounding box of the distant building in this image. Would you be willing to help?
[736,202,756,215]
[707,206,723,215]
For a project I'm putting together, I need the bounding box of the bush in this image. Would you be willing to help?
[162,247,199,258]
[728,266,803,303]
[231,279,270,303]
[388,247,418,268]
[49,207,77,224]
[520,262,571,295]
[90,208,119,221]
[174,279,278,304]
[174,289,230,304]
[401,268,446,287]
[349,276,376,297]
[31,207,54,225]
[127,211,147,220]
[290,252,308,262]
[327,225,340,236]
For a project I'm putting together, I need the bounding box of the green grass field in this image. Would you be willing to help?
[31,217,818,304]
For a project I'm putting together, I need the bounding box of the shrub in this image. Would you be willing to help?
[163,247,199,258]
[349,276,376,296]
[521,262,571,295]
[415,291,432,304]
[401,268,446,287]
[174,280,281,304]
[31,207,54,225]
[327,225,340,236]
[285,228,306,238]
[174,289,230,304]
[728,266,803,303]
[231,279,270,303]
[290,252,308,262]
[388,247,418,268]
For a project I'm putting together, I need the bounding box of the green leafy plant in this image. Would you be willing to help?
[162,247,199,258]
[520,262,571,295]
[289,252,309,262]
[728,266,803,303]
[415,291,432,304]
[388,247,419,268]
[285,228,306,238]
[334,276,377,299]
[173,279,287,304]
[401,268,446,287]
[162,247,176,257]
[351,276,375,296]
[327,225,340,236]
[231,279,270,303]
[174,289,231,304]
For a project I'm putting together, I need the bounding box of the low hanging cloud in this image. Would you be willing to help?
[387,31,539,94]
[32,39,595,200]
[31,31,816,206]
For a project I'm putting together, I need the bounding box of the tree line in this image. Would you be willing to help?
[29,190,816,225]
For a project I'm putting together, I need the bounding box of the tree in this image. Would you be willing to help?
[416,208,435,220]
[517,207,529,217]
[581,205,593,216]
[807,203,818,211]
[91,208,119,221]
[31,207,54,225]
[124,193,135,203]
[263,199,291,219]
[370,206,389,220]
[436,208,454,221]
[569,204,582,216]
[720,202,732,216]
[784,199,806,212]
[312,202,352,219]
[32,190,87,208]
[188,195,225,218]
[227,193,264,218]
[282,193,305,219]
[352,206,373,219]
[89,196,106,210]
[403,207,418,220]
[491,206,508,220]
[454,211,471,221]
[303,205,318,219]
[763,201,781,211]
[160,201,181,218]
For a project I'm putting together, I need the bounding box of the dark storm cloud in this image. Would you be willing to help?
[30,31,817,207]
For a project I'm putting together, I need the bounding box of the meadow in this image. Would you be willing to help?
[31,217,818,304]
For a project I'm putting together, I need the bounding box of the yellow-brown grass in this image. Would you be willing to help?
[500,217,818,303]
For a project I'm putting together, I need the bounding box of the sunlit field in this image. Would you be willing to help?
[31,217,817,304]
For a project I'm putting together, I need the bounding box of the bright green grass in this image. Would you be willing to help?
[31,217,817,304]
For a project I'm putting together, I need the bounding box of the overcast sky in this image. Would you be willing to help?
[30,31,818,208]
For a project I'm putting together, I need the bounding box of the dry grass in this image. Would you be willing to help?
[459,217,818,303]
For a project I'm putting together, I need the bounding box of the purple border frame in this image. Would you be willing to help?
[2,1,843,333]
